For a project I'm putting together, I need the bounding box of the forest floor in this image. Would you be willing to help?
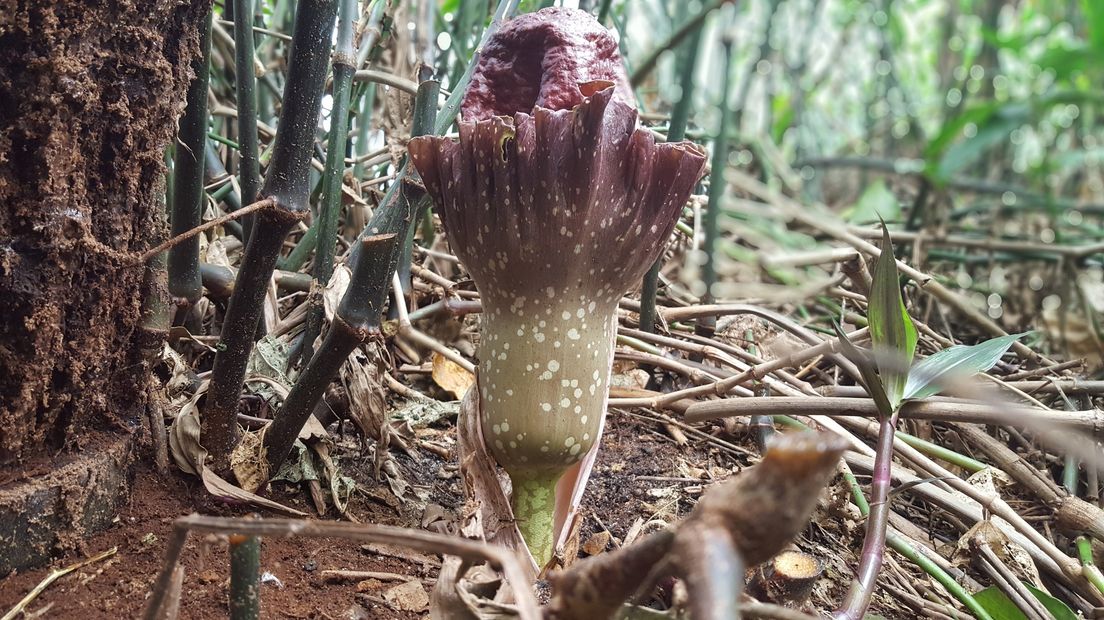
[0,405,878,618]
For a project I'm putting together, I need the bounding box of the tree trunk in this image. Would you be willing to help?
[0,0,208,571]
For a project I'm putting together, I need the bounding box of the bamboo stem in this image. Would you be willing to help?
[699,32,737,325]
[639,19,704,334]
[203,0,339,470]
[264,234,397,474]
[684,395,1104,434]
[167,8,212,305]
[232,0,261,242]
[228,534,260,620]
[628,0,733,88]
[300,0,359,366]
[354,0,518,248]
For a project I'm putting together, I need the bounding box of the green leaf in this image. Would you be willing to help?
[867,223,917,410]
[770,93,793,145]
[973,584,1078,620]
[832,322,895,418]
[845,180,900,225]
[1084,0,1104,53]
[903,333,1028,401]
[924,101,1001,169]
[936,103,1029,181]
[1024,583,1079,620]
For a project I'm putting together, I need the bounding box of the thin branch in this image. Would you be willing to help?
[139,198,274,264]
[143,515,540,620]
[684,395,1104,434]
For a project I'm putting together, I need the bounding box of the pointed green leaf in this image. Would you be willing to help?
[973,584,1077,620]
[845,180,900,225]
[867,223,917,410]
[903,333,1028,401]
[832,322,895,419]
[1024,583,1078,620]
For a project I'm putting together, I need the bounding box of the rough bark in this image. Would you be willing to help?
[0,0,207,464]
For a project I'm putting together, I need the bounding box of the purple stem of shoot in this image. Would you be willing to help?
[833,410,899,620]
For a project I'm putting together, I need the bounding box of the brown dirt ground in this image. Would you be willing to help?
[0,461,434,619]
[0,409,867,618]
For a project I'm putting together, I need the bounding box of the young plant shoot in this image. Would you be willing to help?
[409,7,706,565]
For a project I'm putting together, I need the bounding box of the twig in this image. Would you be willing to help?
[139,198,274,264]
[143,515,540,620]
[609,328,868,409]
[391,274,475,373]
[724,169,1053,365]
[1001,359,1083,382]
[742,601,821,620]
[320,569,418,583]
[684,396,1104,434]
[3,547,117,620]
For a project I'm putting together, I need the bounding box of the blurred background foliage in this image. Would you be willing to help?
[202,0,1104,371]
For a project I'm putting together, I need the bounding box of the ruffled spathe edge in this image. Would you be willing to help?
[409,86,706,305]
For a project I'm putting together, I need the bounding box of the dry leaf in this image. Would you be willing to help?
[323,263,352,323]
[230,429,268,493]
[581,531,610,556]
[341,346,389,442]
[167,386,306,517]
[383,579,429,612]
[608,369,649,391]
[433,352,475,399]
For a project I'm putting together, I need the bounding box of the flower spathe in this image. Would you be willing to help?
[408,7,706,566]
[412,88,705,309]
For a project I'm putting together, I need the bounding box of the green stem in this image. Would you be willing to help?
[1066,454,1104,597]
[354,0,518,250]
[895,430,987,473]
[203,143,245,241]
[639,20,703,334]
[628,0,729,88]
[352,83,377,180]
[700,33,736,319]
[168,8,212,305]
[1077,537,1104,596]
[228,534,260,620]
[511,470,561,567]
[204,0,339,471]
[278,222,316,272]
[300,0,359,367]
[597,0,614,23]
[233,0,262,242]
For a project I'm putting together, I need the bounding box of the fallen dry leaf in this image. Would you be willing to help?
[383,579,429,612]
[432,352,475,399]
[581,531,610,556]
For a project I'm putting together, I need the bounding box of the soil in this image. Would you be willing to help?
[0,461,434,619]
[0,409,864,618]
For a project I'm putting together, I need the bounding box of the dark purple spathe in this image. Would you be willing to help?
[409,87,706,306]
[460,7,636,121]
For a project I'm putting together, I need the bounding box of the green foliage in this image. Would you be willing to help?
[838,227,1023,412]
[973,584,1078,620]
[845,180,900,224]
[932,102,1029,181]
[903,333,1027,401]
[868,223,917,409]
[834,320,893,418]
[770,92,793,145]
